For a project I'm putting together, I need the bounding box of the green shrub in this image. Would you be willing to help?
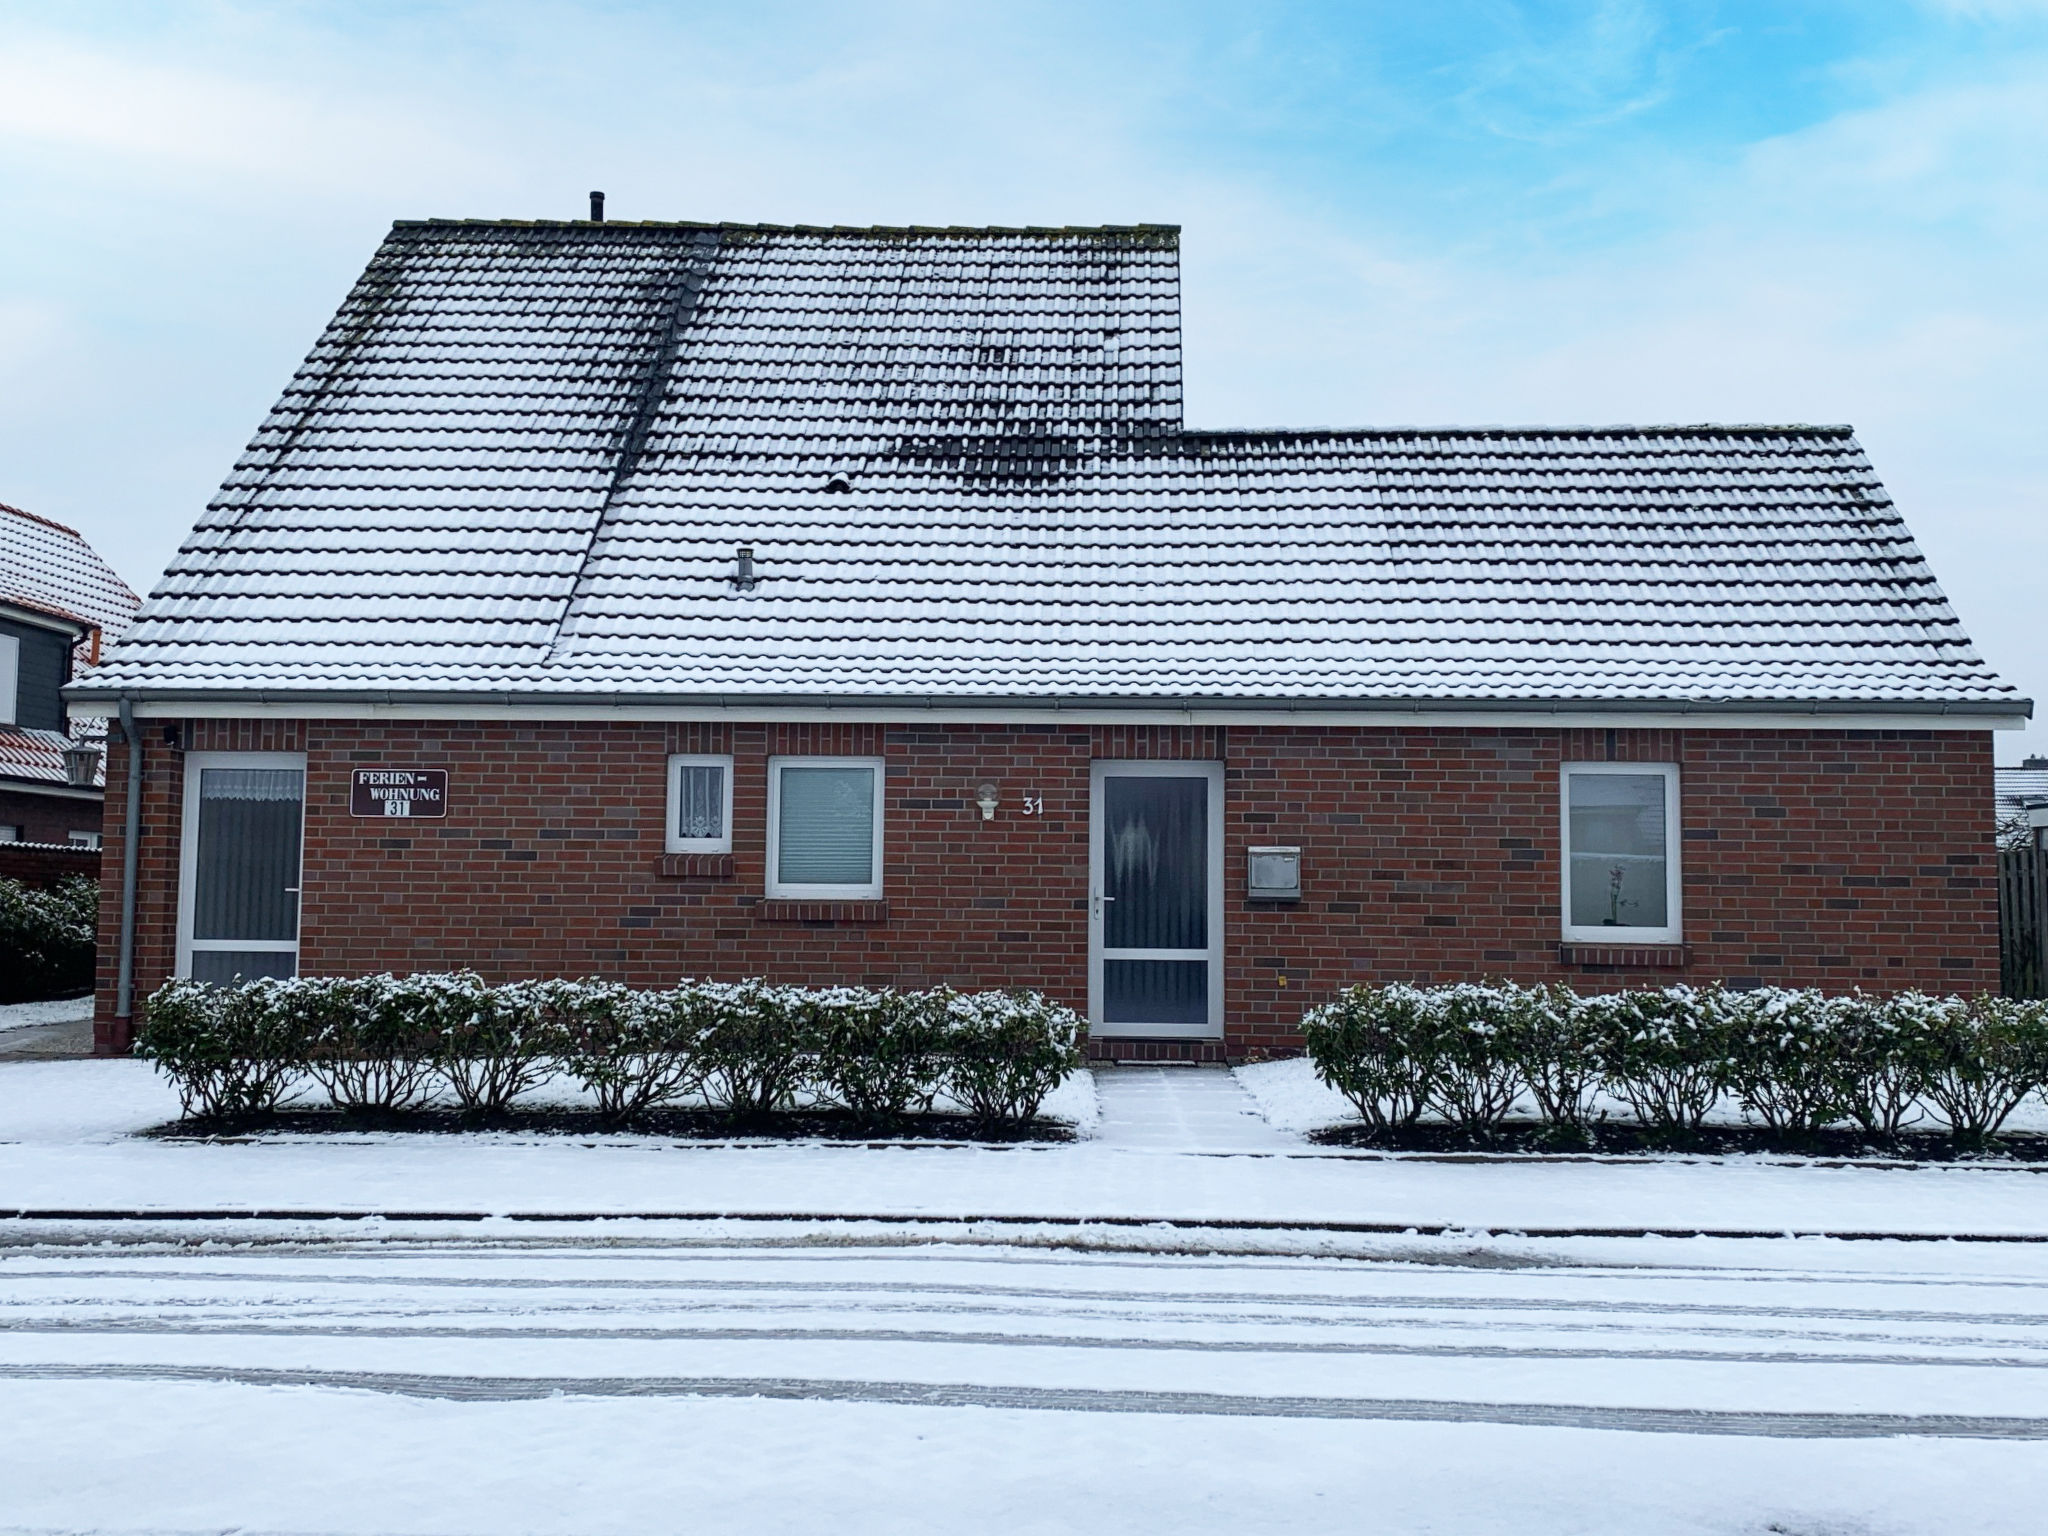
[815,987,950,1123]
[556,979,706,1124]
[940,988,1086,1128]
[1723,988,1857,1135]
[1833,991,1933,1137]
[1427,984,1528,1134]
[0,876,97,1004]
[430,972,559,1116]
[1912,995,2048,1148]
[1501,981,1602,1134]
[696,980,822,1119]
[1586,986,1735,1136]
[301,975,441,1112]
[1301,984,1445,1130]
[135,977,304,1119]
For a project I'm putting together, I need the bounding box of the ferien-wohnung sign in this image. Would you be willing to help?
[349,768,448,818]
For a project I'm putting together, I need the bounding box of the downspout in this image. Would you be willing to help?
[114,697,142,1037]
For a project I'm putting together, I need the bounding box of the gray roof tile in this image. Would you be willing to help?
[79,220,2022,713]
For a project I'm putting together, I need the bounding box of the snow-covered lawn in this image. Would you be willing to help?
[1235,1052,2048,1138]
[0,994,92,1034]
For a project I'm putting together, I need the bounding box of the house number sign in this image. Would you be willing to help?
[349,768,448,818]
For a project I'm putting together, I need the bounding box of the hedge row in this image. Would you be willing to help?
[1303,983,2048,1147]
[0,876,96,1004]
[137,974,1087,1131]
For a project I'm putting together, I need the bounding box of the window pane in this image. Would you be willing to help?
[1103,775,1207,951]
[674,764,725,841]
[1103,959,1208,1025]
[1568,772,1668,928]
[191,950,297,985]
[777,765,876,886]
[194,767,304,942]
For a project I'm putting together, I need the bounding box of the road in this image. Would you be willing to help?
[2,1218,2046,1533]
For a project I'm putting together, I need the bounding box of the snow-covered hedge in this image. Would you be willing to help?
[136,973,1086,1131]
[0,876,97,1004]
[1302,982,2048,1147]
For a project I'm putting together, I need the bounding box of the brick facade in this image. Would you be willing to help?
[0,785,101,848]
[92,718,1998,1057]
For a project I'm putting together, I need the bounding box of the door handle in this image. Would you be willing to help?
[1092,891,1115,918]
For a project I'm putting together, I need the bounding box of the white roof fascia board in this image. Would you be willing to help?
[0,601,89,638]
[0,776,104,802]
[65,694,2030,732]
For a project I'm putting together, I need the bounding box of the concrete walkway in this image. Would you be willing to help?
[1089,1065,1302,1152]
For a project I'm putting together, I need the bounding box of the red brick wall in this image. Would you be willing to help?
[93,719,1997,1056]
[0,786,101,847]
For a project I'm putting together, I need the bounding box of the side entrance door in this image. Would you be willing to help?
[177,751,307,984]
[1088,760,1224,1039]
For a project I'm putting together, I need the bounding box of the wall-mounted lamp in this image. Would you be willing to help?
[61,744,103,787]
[974,783,1000,821]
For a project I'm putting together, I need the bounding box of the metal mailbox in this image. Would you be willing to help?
[1246,845,1301,901]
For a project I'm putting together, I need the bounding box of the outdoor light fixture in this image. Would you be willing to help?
[61,744,102,788]
[975,783,1000,821]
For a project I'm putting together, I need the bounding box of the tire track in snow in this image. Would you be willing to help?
[18,1266,2048,1327]
[0,1315,2039,1370]
[2,1361,2042,1439]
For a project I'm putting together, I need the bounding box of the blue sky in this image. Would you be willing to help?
[2,1,2044,750]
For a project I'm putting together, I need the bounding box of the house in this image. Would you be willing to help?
[1,501,140,855]
[66,215,2029,1059]
[1996,757,2048,849]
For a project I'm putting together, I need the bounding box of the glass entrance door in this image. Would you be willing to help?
[178,752,306,984]
[1089,761,1224,1038]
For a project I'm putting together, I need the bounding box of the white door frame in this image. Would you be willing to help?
[1088,759,1225,1039]
[176,750,308,980]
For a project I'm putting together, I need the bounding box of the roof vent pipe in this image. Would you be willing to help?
[589,190,605,222]
[733,546,757,592]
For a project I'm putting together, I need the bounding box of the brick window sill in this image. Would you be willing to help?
[1558,942,1692,969]
[658,853,735,879]
[755,899,890,925]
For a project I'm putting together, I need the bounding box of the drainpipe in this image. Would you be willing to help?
[114,697,142,1039]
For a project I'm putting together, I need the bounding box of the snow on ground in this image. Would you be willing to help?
[1235,1054,1354,1134]
[1,1227,2046,1534]
[5,1058,2048,1236]
[1236,1052,2048,1136]
[0,994,91,1034]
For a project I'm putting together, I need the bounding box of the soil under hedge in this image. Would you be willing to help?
[143,1105,1078,1143]
[1309,1120,2048,1162]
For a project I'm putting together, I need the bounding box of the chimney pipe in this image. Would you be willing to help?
[589,190,606,222]
[733,546,757,592]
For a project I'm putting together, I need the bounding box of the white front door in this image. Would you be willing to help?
[177,752,307,984]
[1088,760,1224,1039]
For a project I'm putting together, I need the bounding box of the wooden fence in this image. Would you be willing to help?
[2000,848,2048,999]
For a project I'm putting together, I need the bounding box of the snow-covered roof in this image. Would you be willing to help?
[1,501,139,646]
[0,723,104,793]
[74,219,2025,718]
[1996,765,2048,818]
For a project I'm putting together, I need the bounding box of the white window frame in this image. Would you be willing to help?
[176,750,308,980]
[1088,759,1226,1040]
[68,830,101,850]
[665,753,734,853]
[766,755,885,901]
[0,633,17,725]
[1560,760,1682,944]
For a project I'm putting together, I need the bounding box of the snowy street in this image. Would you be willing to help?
[1,1064,2047,1531]
[3,1219,2048,1533]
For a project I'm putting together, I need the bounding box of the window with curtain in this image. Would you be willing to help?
[1561,762,1681,942]
[666,755,733,852]
[768,757,884,898]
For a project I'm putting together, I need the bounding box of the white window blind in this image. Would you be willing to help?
[770,760,882,896]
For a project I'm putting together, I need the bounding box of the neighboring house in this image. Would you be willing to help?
[68,217,2030,1058]
[1996,757,2048,849]
[0,501,140,849]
